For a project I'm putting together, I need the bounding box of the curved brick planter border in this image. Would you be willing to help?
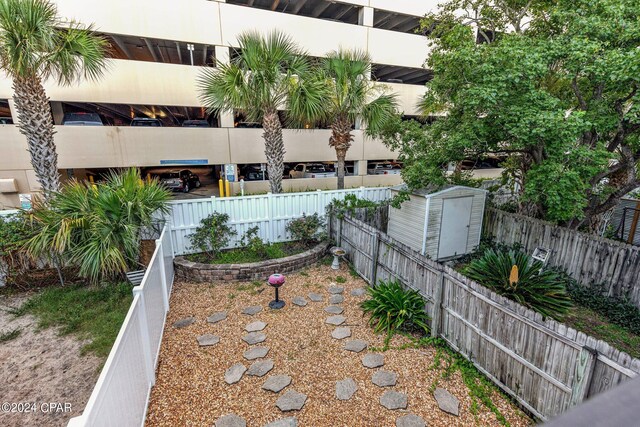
[174,242,329,283]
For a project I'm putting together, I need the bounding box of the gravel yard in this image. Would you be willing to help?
[146,264,531,426]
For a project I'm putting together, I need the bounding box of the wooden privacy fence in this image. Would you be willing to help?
[330,214,640,421]
[484,208,640,309]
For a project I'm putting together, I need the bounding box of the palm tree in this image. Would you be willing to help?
[198,31,325,194]
[321,50,398,189]
[0,0,109,199]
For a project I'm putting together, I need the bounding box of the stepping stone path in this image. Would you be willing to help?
[396,414,426,427]
[335,378,358,400]
[215,414,246,427]
[328,286,344,294]
[172,317,195,328]
[247,359,274,377]
[380,390,408,410]
[292,296,307,307]
[324,305,343,314]
[276,390,307,412]
[344,339,368,353]
[351,288,366,296]
[264,417,298,427]
[245,321,267,332]
[196,334,220,347]
[325,315,346,326]
[372,370,397,387]
[331,327,351,340]
[362,353,385,368]
[242,332,266,345]
[207,311,227,324]
[224,363,246,384]
[434,388,460,416]
[242,305,263,316]
[329,294,344,304]
[244,346,270,360]
[262,375,292,393]
[308,292,323,302]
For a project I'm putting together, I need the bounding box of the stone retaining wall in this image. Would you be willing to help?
[174,242,329,282]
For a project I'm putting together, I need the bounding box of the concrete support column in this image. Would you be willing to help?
[7,98,19,124]
[214,45,230,66]
[357,160,368,176]
[358,7,374,27]
[50,101,64,125]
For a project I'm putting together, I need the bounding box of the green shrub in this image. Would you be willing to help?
[464,249,572,320]
[286,213,325,245]
[327,194,386,218]
[361,280,430,342]
[240,226,269,258]
[189,212,236,259]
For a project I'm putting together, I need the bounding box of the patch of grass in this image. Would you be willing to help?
[228,292,237,300]
[187,241,310,265]
[0,328,21,342]
[336,276,346,284]
[564,305,640,358]
[235,281,264,295]
[299,271,309,277]
[320,255,333,266]
[348,264,360,278]
[17,282,132,358]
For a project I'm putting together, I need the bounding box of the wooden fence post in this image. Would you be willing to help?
[370,232,380,286]
[430,271,445,338]
[569,346,598,407]
[337,217,343,247]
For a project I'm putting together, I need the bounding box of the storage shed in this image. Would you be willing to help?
[387,185,487,260]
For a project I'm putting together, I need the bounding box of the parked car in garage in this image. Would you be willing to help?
[289,163,336,179]
[158,169,201,192]
[0,117,13,125]
[240,164,268,181]
[367,162,402,175]
[182,119,210,127]
[62,112,103,126]
[131,117,163,127]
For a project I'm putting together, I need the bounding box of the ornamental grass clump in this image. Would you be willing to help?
[464,249,572,320]
[361,280,430,344]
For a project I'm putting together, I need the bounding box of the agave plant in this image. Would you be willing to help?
[361,280,430,342]
[464,249,572,319]
[24,168,170,283]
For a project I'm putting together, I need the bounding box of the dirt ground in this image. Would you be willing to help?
[146,264,531,427]
[0,294,102,427]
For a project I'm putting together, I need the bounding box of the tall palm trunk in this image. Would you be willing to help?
[12,75,60,199]
[330,118,354,190]
[262,109,285,194]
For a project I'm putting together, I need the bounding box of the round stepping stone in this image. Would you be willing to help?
[292,296,307,307]
[247,359,274,377]
[344,339,368,353]
[215,414,246,427]
[264,417,298,427]
[329,294,344,304]
[224,363,246,384]
[244,346,270,360]
[351,288,366,296]
[396,414,426,427]
[372,370,397,387]
[242,305,263,316]
[172,317,195,328]
[325,315,346,326]
[262,375,292,393]
[380,390,408,410]
[242,332,266,345]
[434,388,460,416]
[207,311,227,324]
[335,378,358,400]
[362,353,384,368]
[331,327,351,340]
[196,334,220,347]
[308,292,323,302]
[276,390,307,412]
[324,305,343,314]
[245,321,267,332]
[328,286,344,294]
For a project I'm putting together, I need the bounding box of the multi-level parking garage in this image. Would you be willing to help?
[0,0,441,208]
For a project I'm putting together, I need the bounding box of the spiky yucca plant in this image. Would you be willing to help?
[464,249,572,320]
[24,168,170,283]
[361,280,430,343]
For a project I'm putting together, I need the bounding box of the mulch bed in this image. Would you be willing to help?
[145,264,531,426]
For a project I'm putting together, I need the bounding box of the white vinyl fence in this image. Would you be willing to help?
[0,209,20,218]
[68,225,174,427]
[166,187,391,256]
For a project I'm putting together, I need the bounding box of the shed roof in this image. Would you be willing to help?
[390,184,488,199]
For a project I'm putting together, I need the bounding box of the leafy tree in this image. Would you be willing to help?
[198,31,326,193]
[318,50,397,189]
[379,0,640,230]
[0,0,109,199]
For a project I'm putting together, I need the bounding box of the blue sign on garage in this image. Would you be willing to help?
[160,159,209,165]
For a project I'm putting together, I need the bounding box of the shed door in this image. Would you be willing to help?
[437,196,473,259]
